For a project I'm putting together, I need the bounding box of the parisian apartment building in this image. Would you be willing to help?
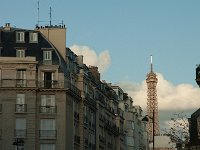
[0,23,149,150]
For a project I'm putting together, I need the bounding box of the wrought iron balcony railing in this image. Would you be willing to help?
[74,135,80,144]
[74,112,79,121]
[39,130,57,139]
[15,104,27,113]
[39,106,57,114]
[0,79,36,88]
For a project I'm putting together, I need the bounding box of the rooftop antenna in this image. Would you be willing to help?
[49,7,52,26]
[37,0,40,26]
[150,55,153,72]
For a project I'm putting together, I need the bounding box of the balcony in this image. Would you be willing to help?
[15,129,26,138]
[16,79,27,87]
[66,81,81,97]
[108,142,113,149]
[38,80,81,97]
[74,112,79,121]
[39,130,57,139]
[39,106,57,114]
[84,138,89,147]
[99,135,105,143]
[39,80,62,89]
[74,135,80,145]
[84,116,89,126]
[85,93,96,107]
[104,120,119,136]
[0,79,36,88]
[0,129,2,139]
[15,104,27,113]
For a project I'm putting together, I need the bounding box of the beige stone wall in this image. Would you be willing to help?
[37,27,67,61]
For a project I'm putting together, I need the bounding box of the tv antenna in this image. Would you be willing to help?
[49,7,52,26]
[37,0,40,26]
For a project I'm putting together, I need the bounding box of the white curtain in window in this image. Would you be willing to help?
[40,144,55,150]
[41,95,55,106]
[16,94,25,104]
[40,119,55,130]
[16,118,26,130]
[16,70,26,79]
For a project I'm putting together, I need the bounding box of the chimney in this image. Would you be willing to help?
[89,66,100,81]
[4,23,11,31]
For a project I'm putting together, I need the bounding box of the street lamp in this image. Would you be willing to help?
[13,138,24,150]
[142,109,155,150]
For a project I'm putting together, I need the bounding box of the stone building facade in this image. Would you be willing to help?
[0,23,148,150]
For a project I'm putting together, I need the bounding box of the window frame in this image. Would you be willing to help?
[16,49,25,57]
[29,32,38,43]
[43,50,52,61]
[41,95,55,106]
[40,143,55,150]
[16,31,25,43]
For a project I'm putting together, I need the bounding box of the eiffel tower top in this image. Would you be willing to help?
[150,55,153,72]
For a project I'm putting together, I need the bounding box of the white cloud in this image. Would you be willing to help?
[70,44,111,74]
[117,73,200,110]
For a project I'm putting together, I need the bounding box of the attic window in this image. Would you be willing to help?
[29,32,38,43]
[43,50,52,61]
[16,32,25,43]
[16,49,25,57]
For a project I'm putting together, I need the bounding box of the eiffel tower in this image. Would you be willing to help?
[146,55,160,141]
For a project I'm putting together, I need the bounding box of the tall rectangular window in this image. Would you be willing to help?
[16,69,26,87]
[40,144,55,150]
[40,95,56,113]
[126,136,134,146]
[16,94,26,112]
[16,32,25,43]
[15,118,26,138]
[40,119,56,139]
[16,49,25,57]
[127,120,134,129]
[0,47,2,56]
[43,51,52,61]
[29,32,38,43]
[41,95,55,106]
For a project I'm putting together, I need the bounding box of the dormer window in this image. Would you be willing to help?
[16,32,25,43]
[29,32,38,43]
[43,50,52,61]
[16,49,25,57]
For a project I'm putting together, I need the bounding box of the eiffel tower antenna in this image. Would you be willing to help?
[150,54,153,72]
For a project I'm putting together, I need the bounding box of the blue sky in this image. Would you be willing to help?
[1,0,200,128]
[1,0,200,86]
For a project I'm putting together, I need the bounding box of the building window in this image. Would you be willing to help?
[16,32,25,43]
[29,32,38,43]
[0,47,2,56]
[16,94,27,113]
[43,51,52,61]
[40,119,56,139]
[40,144,55,150]
[126,136,134,146]
[16,69,26,87]
[41,72,56,88]
[84,83,88,93]
[127,120,134,129]
[40,95,56,113]
[15,118,26,138]
[16,49,25,57]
